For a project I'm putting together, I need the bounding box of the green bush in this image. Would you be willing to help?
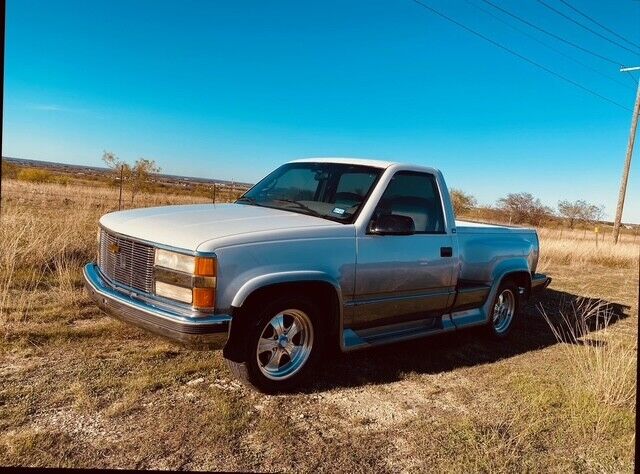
[1,159,19,179]
[17,168,54,183]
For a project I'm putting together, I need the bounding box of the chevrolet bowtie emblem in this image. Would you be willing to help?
[108,242,120,254]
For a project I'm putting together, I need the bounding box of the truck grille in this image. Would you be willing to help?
[98,229,155,294]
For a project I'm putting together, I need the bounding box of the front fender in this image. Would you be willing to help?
[231,270,343,308]
[223,271,344,363]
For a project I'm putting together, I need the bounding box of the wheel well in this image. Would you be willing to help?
[500,271,532,300]
[223,281,341,362]
[243,281,339,317]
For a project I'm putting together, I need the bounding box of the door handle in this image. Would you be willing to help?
[440,246,453,257]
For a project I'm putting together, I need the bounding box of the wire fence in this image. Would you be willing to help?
[3,189,219,204]
[0,179,250,215]
[459,210,639,245]
[538,225,639,245]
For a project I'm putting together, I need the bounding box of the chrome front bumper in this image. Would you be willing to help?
[83,263,230,349]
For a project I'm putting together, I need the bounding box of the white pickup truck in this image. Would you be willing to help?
[84,158,550,392]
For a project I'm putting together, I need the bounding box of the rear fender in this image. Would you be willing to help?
[480,259,532,323]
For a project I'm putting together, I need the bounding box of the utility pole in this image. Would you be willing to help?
[613,66,640,244]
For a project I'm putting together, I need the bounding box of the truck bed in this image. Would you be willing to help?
[455,219,539,283]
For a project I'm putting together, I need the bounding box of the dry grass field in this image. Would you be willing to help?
[0,178,637,472]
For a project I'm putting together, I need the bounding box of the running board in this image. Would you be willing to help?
[343,316,456,351]
[447,307,487,328]
[343,306,490,351]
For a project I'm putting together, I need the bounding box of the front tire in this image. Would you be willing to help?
[225,296,323,393]
[485,281,519,339]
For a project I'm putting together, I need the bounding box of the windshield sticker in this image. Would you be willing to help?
[332,207,345,215]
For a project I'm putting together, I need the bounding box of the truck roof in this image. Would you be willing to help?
[289,157,398,169]
[289,157,442,177]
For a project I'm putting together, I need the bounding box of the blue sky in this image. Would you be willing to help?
[3,0,639,222]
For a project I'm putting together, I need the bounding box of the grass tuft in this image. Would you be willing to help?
[540,297,637,443]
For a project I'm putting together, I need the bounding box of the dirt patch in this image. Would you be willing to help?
[31,407,119,442]
[321,375,472,428]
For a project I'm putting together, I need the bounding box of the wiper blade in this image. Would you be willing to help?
[236,196,271,209]
[235,196,257,204]
[272,199,324,218]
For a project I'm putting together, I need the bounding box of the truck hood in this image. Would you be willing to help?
[99,203,340,251]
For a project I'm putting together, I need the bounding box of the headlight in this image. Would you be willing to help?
[155,249,196,273]
[153,249,217,310]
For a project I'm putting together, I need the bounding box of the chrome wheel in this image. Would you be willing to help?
[493,289,515,334]
[256,309,314,381]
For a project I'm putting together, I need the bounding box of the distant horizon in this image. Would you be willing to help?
[3,1,638,222]
[2,155,254,186]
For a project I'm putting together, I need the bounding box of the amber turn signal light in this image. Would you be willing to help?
[195,257,216,277]
[193,287,215,309]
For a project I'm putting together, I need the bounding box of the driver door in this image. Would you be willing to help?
[352,171,456,329]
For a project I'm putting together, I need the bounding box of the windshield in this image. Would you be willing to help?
[236,162,383,223]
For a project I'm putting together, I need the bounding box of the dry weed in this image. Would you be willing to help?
[540,296,636,443]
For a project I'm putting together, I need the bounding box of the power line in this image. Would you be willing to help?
[464,0,634,91]
[480,0,624,66]
[624,70,639,88]
[558,0,640,51]
[537,0,640,55]
[410,0,632,112]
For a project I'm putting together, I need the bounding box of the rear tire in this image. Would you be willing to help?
[224,295,324,393]
[485,281,520,339]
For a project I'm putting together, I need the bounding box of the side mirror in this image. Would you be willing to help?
[369,214,415,235]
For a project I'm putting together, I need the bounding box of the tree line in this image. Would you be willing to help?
[450,188,605,228]
[1,156,610,228]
